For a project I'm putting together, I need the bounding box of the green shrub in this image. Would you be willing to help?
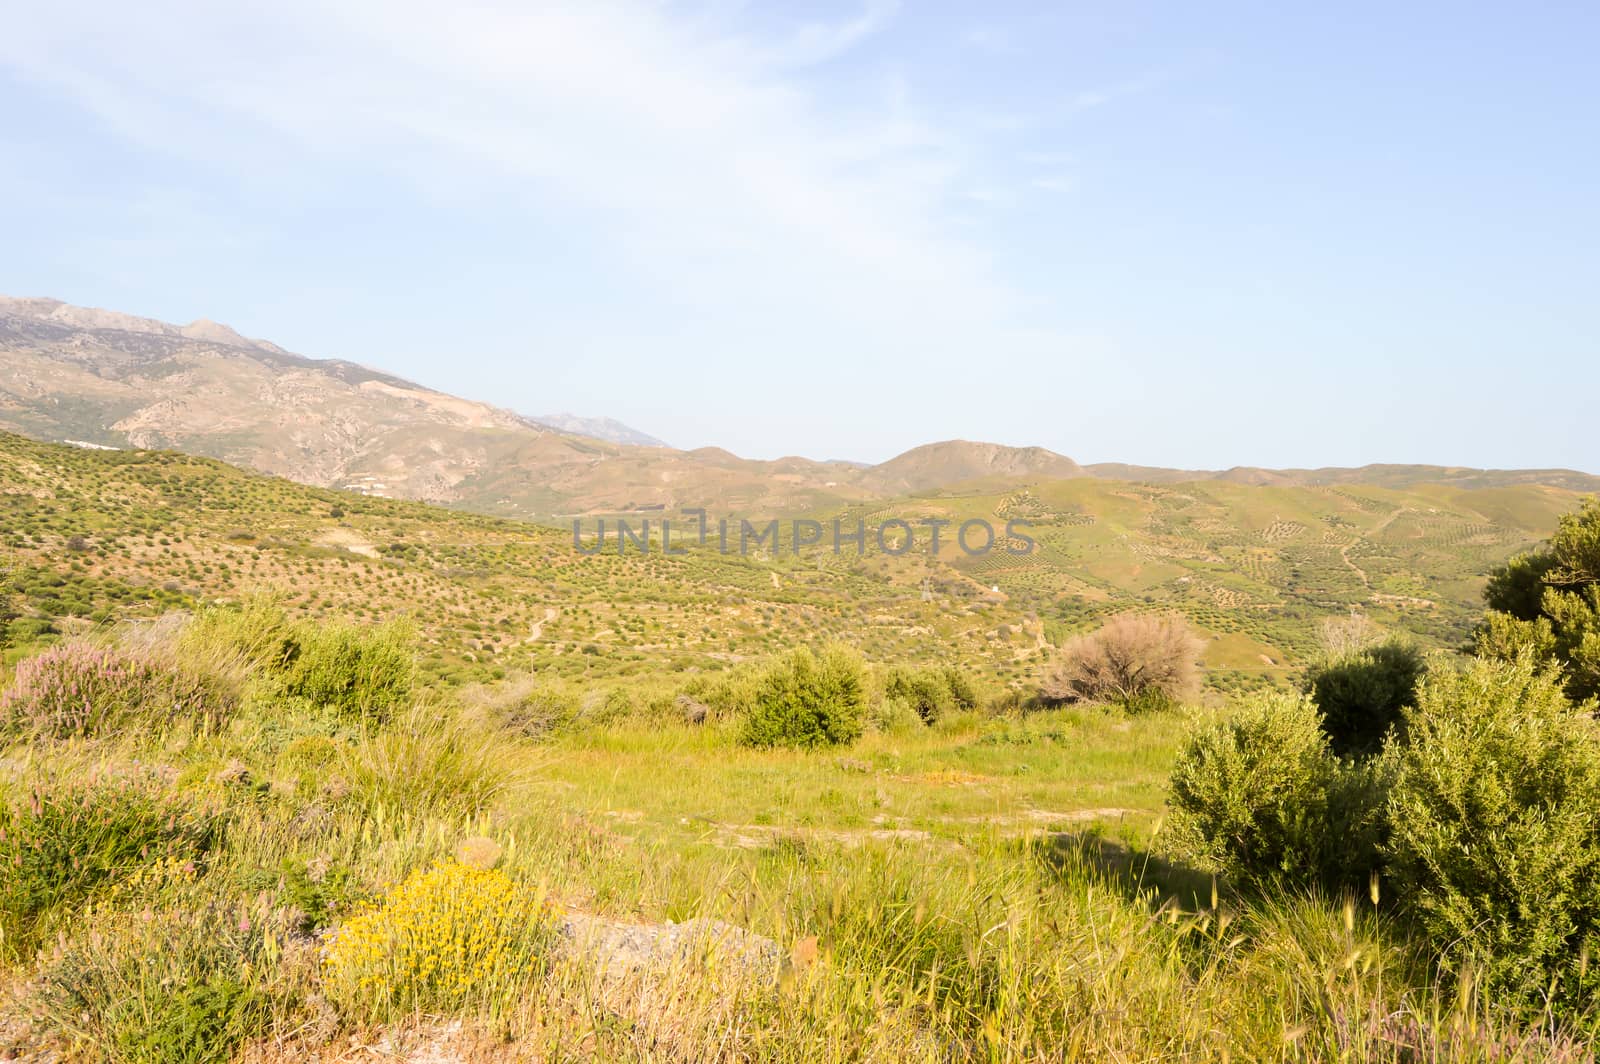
[939,665,981,713]
[1475,499,1600,701]
[1484,550,1561,621]
[1302,639,1426,757]
[1385,654,1600,1009]
[1474,610,1558,662]
[0,776,220,957]
[243,856,363,935]
[30,894,296,1064]
[741,645,867,749]
[117,977,271,1064]
[882,664,980,724]
[1,641,235,739]
[1120,687,1180,715]
[278,619,415,722]
[869,694,925,733]
[595,686,637,724]
[679,666,764,721]
[6,615,57,647]
[1167,693,1385,891]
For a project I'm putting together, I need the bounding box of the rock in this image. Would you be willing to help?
[555,913,782,986]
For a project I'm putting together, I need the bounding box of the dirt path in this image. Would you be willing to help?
[526,606,559,643]
[1340,506,1416,590]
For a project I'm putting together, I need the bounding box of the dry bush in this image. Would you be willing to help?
[1041,613,1202,707]
[1318,611,1381,657]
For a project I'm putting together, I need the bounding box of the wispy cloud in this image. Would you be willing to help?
[769,0,902,68]
[1,0,1017,330]
[1064,71,1172,116]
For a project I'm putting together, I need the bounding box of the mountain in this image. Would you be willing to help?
[0,295,868,515]
[0,297,1095,517]
[0,294,552,501]
[4,295,1596,520]
[529,413,669,448]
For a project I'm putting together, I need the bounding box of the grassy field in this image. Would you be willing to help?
[2,432,1597,1060]
[3,656,1591,1061]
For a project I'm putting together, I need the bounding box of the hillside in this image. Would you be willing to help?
[0,431,1577,694]
[0,431,1032,686]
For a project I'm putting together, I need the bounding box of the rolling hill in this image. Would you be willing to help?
[0,430,1580,696]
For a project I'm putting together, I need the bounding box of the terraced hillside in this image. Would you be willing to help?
[1,432,1581,694]
[0,433,1034,687]
[810,475,1578,692]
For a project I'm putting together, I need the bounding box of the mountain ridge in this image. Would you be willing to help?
[4,295,1597,517]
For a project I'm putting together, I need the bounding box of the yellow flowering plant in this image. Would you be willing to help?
[321,858,551,1021]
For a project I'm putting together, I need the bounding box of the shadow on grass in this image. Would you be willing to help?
[1031,830,1217,911]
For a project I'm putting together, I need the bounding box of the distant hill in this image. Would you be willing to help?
[4,295,1595,520]
[1082,461,1600,493]
[865,441,1084,495]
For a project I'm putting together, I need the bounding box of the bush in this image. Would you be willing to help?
[1167,693,1386,891]
[278,619,415,722]
[595,686,637,724]
[1302,639,1426,757]
[6,615,57,647]
[179,596,292,669]
[1385,654,1600,1009]
[478,675,584,738]
[1476,499,1600,701]
[31,893,296,1064]
[1,641,235,739]
[0,776,220,957]
[321,859,551,1021]
[679,667,764,722]
[741,645,866,749]
[882,664,980,724]
[1119,687,1181,716]
[1041,614,1201,708]
[868,694,925,733]
[1474,610,1558,663]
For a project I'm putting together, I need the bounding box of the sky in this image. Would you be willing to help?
[1,1,1596,471]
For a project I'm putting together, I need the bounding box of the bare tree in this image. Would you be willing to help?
[1041,613,1202,705]
[1317,610,1380,658]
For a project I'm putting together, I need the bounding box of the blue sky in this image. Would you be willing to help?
[2,1,1595,470]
